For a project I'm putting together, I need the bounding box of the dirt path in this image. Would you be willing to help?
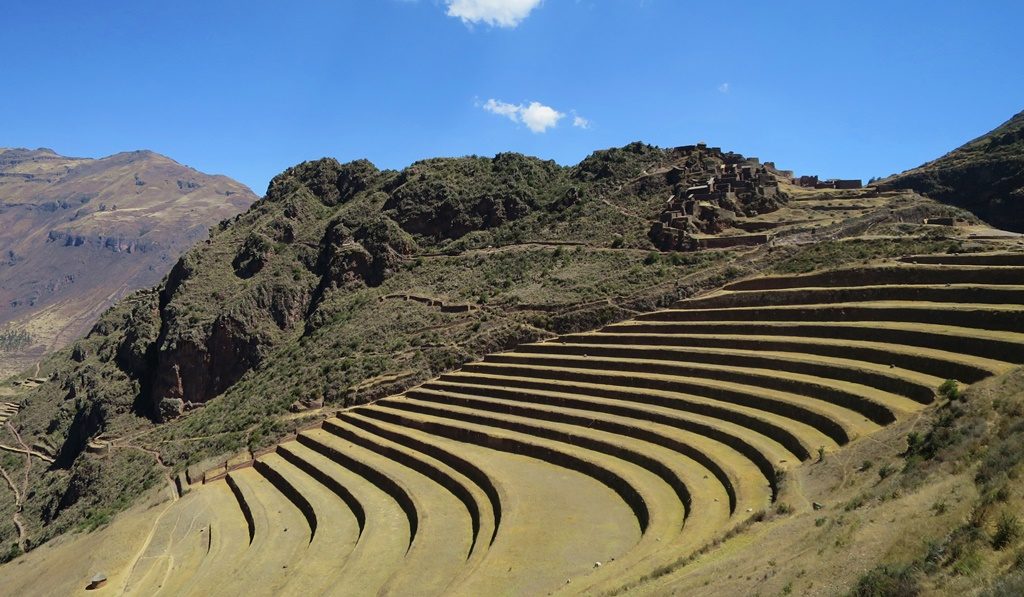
[114,442,182,596]
[0,444,53,462]
[7,423,33,503]
[600,196,648,220]
[0,464,27,550]
[117,495,178,595]
[1,423,32,552]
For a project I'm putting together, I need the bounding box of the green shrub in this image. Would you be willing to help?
[77,508,114,532]
[850,564,920,597]
[951,547,983,576]
[938,379,962,401]
[905,432,924,454]
[845,493,870,511]
[994,513,1023,550]
[774,467,788,488]
[0,542,22,564]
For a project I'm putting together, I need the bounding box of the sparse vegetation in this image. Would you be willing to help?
[0,328,31,352]
[983,572,1024,597]
[769,238,957,274]
[850,563,921,597]
[994,513,1022,550]
[0,543,21,565]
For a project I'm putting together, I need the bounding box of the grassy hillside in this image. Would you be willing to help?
[0,141,966,562]
[882,109,1024,232]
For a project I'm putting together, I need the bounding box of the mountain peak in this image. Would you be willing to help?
[0,147,258,377]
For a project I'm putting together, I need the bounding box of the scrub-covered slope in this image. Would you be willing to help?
[882,109,1024,232]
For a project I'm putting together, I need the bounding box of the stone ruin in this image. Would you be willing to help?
[794,175,863,190]
[650,144,788,251]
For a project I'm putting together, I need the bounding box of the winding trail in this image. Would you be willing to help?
[0,444,54,463]
[117,466,180,595]
[2,423,32,552]
[0,464,27,550]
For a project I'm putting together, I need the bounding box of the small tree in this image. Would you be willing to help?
[938,379,961,401]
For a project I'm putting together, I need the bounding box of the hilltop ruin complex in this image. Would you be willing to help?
[649,144,789,251]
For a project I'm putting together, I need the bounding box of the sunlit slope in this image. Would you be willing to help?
[7,251,1024,595]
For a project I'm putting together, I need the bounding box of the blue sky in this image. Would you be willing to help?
[2,0,1022,194]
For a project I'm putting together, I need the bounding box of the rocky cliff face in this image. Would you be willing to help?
[142,158,420,419]
[0,148,257,376]
[882,109,1024,232]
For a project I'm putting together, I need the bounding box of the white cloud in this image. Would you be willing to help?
[446,0,543,28]
[483,98,522,122]
[718,82,730,94]
[480,98,566,133]
[520,101,564,133]
[572,113,590,129]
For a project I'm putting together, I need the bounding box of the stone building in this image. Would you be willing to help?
[650,146,787,251]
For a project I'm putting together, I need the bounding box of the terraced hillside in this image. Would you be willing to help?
[50,250,1016,596]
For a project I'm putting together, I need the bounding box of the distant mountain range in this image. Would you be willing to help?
[0,147,257,377]
[883,109,1024,232]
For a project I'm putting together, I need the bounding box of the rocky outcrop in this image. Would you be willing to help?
[232,232,275,278]
[314,214,416,288]
[383,153,567,239]
[144,160,415,419]
[149,315,267,419]
[45,230,164,254]
[113,291,161,380]
[266,157,380,209]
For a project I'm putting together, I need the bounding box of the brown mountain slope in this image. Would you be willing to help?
[881,109,1024,232]
[0,148,256,377]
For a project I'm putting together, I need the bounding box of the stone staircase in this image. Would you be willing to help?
[0,402,18,425]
